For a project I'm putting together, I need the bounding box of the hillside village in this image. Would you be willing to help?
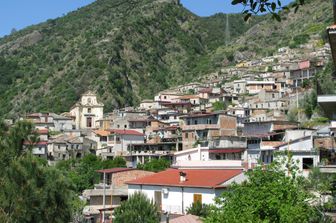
[2,34,334,222]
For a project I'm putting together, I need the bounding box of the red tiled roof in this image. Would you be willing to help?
[170,215,202,223]
[96,168,133,174]
[109,129,144,136]
[199,88,212,93]
[36,129,49,134]
[127,168,242,188]
[94,130,110,137]
[23,141,48,146]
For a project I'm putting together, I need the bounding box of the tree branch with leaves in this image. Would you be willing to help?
[231,0,305,21]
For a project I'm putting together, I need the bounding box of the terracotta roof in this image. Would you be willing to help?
[23,141,48,146]
[160,102,192,106]
[127,168,242,188]
[36,129,49,134]
[177,95,200,100]
[96,168,133,174]
[94,130,110,137]
[261,141,284,147]
[169,215,202,223]
[109,129,144,136]
[199,88,212,93]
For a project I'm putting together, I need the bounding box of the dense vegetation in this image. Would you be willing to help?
[136,157,171,172]
[205,155,332,223]
[113,192,160,223]
[0,0,331,118]
[56,154,127,193]
[0,121,73,222]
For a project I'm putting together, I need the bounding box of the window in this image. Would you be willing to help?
[302,158,314,170]
[88,98,92,104]
[194,120,198,125]
[272,94,275,98]
[86,117,92,128]
[193,194,202,203]
[124,125,127,128]
[88,108,91,113]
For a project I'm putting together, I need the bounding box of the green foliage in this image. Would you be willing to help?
[289,34,310,48]
[137,158,170,172]
[186,201,210,218]
[56,154,126,193]
[316,62,336,95]
[212,101,227,111]
[300,90,317,119]
[205,160,325,223]
[305,167,335,193]
[302,117,330,128]
[113,192,160,223]
[0,121,73,222]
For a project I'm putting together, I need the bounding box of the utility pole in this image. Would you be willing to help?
[102,172,106,222]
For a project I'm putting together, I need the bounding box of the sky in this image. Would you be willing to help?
[0,0,293,37]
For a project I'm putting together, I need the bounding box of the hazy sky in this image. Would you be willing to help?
[0,0,293,37]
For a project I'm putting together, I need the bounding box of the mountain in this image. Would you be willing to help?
[0,0,332,118]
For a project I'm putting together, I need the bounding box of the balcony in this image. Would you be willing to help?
[182,124,218,131]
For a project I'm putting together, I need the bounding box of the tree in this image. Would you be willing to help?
[212,101,227,111]
[56,154,127,193]
[137,158,171,172]
[113,192,160,223]
[0,121,73,223]
[205,160,327,223]
[186,201,211,218]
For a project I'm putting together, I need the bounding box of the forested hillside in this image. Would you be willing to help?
[0,0,332,118]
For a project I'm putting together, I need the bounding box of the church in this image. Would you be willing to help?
[70,91,104,129]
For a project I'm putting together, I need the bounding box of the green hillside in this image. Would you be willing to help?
[0,0,332,118]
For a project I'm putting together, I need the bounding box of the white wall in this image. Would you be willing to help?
[128,185,218,215]
[174,147,209,162]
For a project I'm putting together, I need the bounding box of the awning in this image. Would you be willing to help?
[209,149,244,153]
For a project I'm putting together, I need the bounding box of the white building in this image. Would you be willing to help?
[70,91,104,129]
[127,168,246,215]
[274,130,318,177]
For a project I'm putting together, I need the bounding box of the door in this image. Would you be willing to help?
[193,194,202,204]
[154,191,162,210]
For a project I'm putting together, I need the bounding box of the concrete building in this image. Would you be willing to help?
[48,134,96,161]
[181,112,237,150]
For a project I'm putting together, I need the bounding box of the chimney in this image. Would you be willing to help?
[179,171,187,182]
